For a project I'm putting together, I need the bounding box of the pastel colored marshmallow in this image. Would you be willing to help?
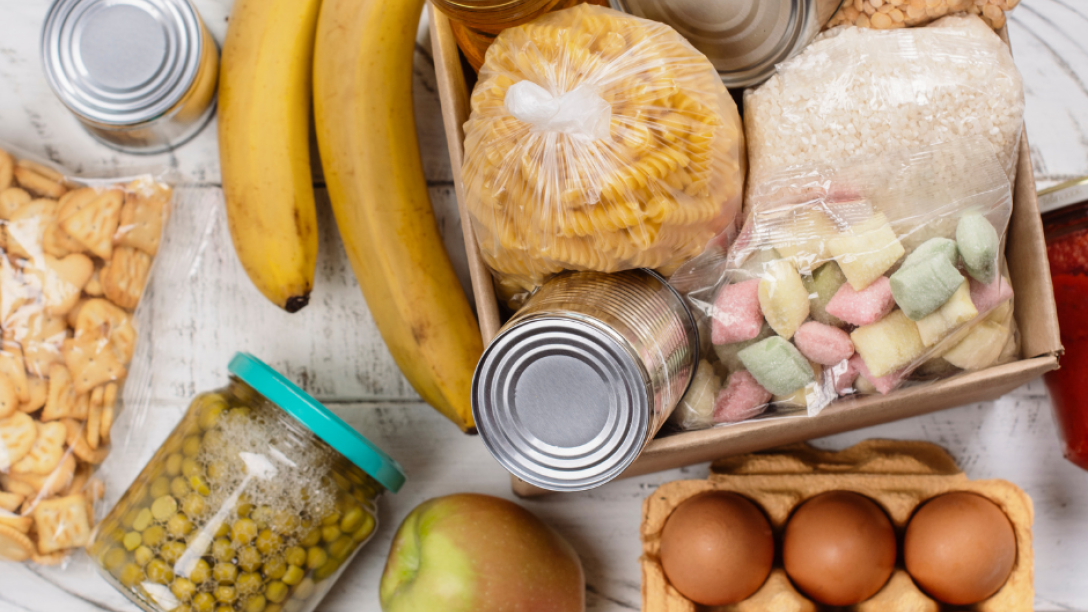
[901,237,958,271]
[714,323,775,373]
[941,320,1012,371]
[803,262,847,327]
[915,281,978,347]
[775,208,837,272]
[712,279,764,345]
[956,212,1000,284]
[669,360,720,430]
[712,370,772,424]
[773,361,824,409]
[829,358,861,395]
[758,259,810,339]
[828,213,906,291]
[738,336,815,396]
[850,309,926,377]
[825,276,896,326]
[889,252,964,320]
[849,353,908,395]
[969,275,1014,314]
[794,321,855,366]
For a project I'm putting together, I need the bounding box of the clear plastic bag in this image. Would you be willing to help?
[461,4,745,305]
[669,140,1019,430]
[0,143,172,565]
[744,14,1024,192]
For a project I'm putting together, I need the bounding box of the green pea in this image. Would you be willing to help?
[142,525,166,548]
[190,475,211,496]
[132,508,153,531]
[238,545,263,572]
[213,562,238,584]
[265,580,288,604]
[171,577,196,602]
[237,571,263,594]
[121,507,141,529]
[198,397,227,430]
[236,503,254,519]
[306,546,326,570]
[262,556,287,580]
[212,537,235,562]
[119,563,145,588]
[207,460,228,483]
[167,514,193,538]
[281,565,304,586]
[182,493,206,517]
[299,528,321,548]
[134,545,154,566]
[214,521,230,539]
[330,472,351,492]
[192,592,216,612]
[339,507,364,534]
[160,540,187,564]
[182,457,203,479]
[321,525,341,543]
[170,476,191,498]
[292,577,315,600]
[190,558,211,584]
[251,505,273,529]
[271,510,299,534]
[352,512,375,543]
[284,547,306,568]
[255,529,282,555]
[202,429,224,449]
[150,476,171,499]
[182,435,202,457]
[243,595,268,612]
[233,518,258,545]
[314,557,340,582]
[214,585,238,603]
[102,546,127,571]
[146,558,174,584]
[320,512,341,527]
[328,535,353,561]
[151,496,178,521]
[122,531,142,551]
[165,453,184,476]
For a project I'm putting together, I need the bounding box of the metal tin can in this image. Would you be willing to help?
[42,0,219,154]
[612,0,844,87]
[473,269,698,491]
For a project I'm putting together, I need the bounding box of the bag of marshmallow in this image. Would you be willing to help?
[668,140,1019,431]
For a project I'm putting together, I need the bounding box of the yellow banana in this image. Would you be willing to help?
[314,0,483,432]
[218,0,320,313]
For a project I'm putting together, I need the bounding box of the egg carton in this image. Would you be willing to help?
[640,440,1034,612]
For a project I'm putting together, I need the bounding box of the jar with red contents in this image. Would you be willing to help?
[1041,176,1088,470]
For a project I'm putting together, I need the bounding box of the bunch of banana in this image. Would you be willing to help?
[218,0,483,432]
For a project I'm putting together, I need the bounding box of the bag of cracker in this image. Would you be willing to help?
[0,144,172,565]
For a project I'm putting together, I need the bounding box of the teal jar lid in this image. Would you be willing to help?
[228,353,406,493]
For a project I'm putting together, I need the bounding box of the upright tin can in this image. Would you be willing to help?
[42,0,219,153]
[473,269,698,491]
[612,0,844,87]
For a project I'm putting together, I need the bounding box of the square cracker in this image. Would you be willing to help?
[0,342,30,403]
[41,364,78,422]
[32,493,91,553]
[58,188,122,259]
[62,336,126,394]
[100,246,151,310]
[117,188,166,255]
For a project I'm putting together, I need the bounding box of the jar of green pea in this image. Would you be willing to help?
[89,353,406,612]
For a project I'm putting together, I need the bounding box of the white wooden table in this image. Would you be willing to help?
[1,1,1086,610]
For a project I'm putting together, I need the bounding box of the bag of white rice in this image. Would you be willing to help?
[744,14,1024,192]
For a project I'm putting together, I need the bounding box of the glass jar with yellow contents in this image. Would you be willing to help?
[89,354,405,612]
[432,0,610,70]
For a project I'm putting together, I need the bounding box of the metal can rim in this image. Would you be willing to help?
[41,0,206,126]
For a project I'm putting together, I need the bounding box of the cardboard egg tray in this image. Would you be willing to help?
[640,440,1034,612]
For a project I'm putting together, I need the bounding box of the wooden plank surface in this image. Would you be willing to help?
[0,0,1085,611]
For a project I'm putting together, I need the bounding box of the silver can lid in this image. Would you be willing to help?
[473,317,651,492]
[42,0,205,126]
[613,0,843,87]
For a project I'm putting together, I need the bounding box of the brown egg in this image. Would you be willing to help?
[659,491,774,605]
[905,492,1017,605]
[783,491,897,606]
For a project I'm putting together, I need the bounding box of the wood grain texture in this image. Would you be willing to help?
[0,0,1085,611]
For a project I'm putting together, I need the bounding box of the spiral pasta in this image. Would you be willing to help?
[462,4,745,302]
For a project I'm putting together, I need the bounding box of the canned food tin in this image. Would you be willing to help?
[42,0,219,153]
[89,354,405,612]
[473,269,698,491]
[612,0,844,87]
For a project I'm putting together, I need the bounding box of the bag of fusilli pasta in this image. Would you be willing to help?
[461,4,746,306]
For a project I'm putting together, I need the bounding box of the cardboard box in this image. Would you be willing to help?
[427,7,1062,496]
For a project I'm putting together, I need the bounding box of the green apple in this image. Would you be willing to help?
[380,493,584,612]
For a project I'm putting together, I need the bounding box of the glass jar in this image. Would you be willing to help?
[433,0,609,71]
[89,353,406,612]
[1040,177,1088,471]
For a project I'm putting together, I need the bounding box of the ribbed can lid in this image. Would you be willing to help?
[42,0,205,126]
[1039,177,1088,215]
[614,0,843,87]
[473,317,651,492]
